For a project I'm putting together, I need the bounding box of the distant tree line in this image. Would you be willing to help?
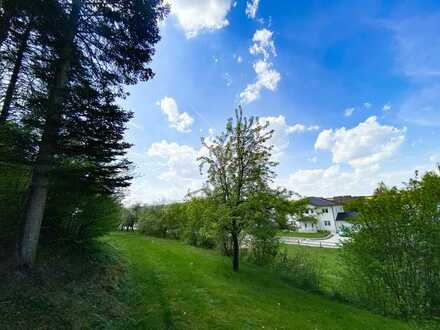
[0,0,168,267]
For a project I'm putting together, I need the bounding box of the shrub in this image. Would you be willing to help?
[343,169,440,318]
[137,205,169,237]
[0,163,29,261]
[273,248,321,291]
[181,197,220,249]
[43,191,122,247]
[39,163,123,247]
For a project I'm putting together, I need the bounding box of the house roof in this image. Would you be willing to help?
[336,211,357,221]
[308,197,336,207]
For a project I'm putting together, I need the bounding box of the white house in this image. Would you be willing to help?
[288,196,358,234]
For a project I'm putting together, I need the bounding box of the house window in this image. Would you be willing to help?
[324,221,331,226]
[322,208,328,213]
[304,223,308,228]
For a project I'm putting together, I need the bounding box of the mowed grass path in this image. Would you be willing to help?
[106,232,416,330]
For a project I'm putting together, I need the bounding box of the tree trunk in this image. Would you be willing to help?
[0,22,31,125]
[232,232,240,272]
[19,0,82,268]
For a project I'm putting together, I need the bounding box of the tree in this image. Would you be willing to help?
[0,19,31,124]
[343,168,440,318]
[18,0,168,268]
[199,107,278,272]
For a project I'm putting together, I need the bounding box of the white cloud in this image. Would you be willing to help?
[240,60,280,104]
[287,164,428,198]
[430,154,440,163]
[250,28,276,60]
[382,103,392,112]
[237,55,243,63]
[165,0,232,38]
[259,115,319,160]
[246,0,260,19]
[157,97,194,133]
[363,102,372,109]
[315,116,405,167]
[147,140,201,182]
[241,28,280,104]
[344,107,355,117]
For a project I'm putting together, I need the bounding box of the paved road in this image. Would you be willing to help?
[279,234,349,249]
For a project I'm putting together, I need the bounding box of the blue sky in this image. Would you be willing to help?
[122,0,440,204]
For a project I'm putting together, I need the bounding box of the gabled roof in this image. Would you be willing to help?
[308,197,336,207]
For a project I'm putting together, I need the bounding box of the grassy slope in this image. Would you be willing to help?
[283,244,344,293]
[277,230,330,238]
[106,232,417,330]
[0,243,129,329]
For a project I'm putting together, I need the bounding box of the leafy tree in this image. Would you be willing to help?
[343,168,440,318]
[199,106,279,272]
[9,0,168,267]
[182,197,224,249]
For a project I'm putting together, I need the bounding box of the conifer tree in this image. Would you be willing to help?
[18,0,168,267]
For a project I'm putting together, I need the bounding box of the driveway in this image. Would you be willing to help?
[279,233,349,248]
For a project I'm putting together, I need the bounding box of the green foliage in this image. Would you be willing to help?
[274,248,321,291]
[137,204,170,238]
[44,192,122,247]
[0,239,129,329]
[199,107,284,271]
[181,197,222,249]
[241,191,284,265]
[136,197,224,249]
[0,162,29,259]
[343,169,440,318]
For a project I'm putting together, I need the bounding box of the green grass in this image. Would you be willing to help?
[104,232,422,329]
[1,232,435,329]
[283,244,344,293]
[277,230,330,238]
[0,242,129,329]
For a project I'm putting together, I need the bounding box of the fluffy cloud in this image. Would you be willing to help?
[363,102,372,109]
[157,97,194,133]
[315,116,405,167]
[240,27,281,104]
[165,0,232,38]
[147,140,201,182]
[287,164,428,198]
[240,60,280,104]
[241,27,280,104]
[344,107,355,117]
[259,115,319,160]
[246,0,260,19]
[250,28,276,60]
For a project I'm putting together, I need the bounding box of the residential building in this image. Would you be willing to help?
[288,196,360,234]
